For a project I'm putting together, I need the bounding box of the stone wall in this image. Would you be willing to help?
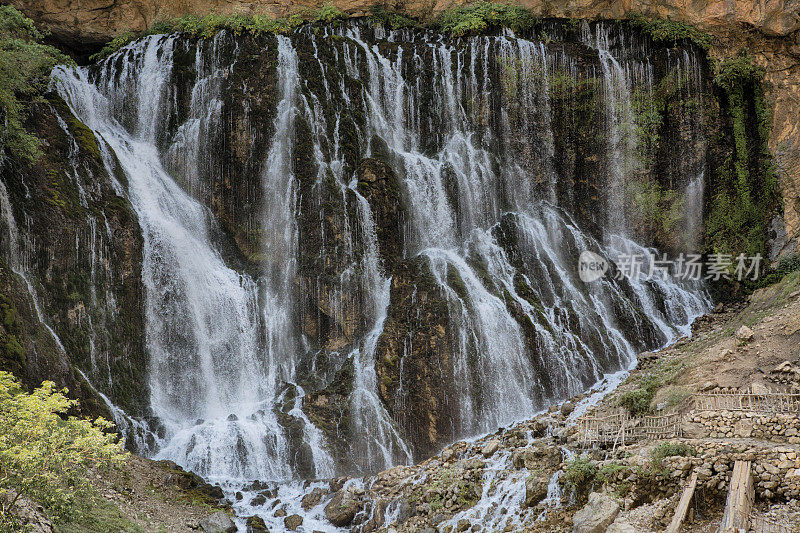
[602,440,800,505]
[689,410,800,444]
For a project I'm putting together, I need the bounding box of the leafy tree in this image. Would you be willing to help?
[0,371,126,529]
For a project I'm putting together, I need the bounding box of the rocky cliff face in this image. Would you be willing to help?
[0,94,147,421]
[12,0,800,257]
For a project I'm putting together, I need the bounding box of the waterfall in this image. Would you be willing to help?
[51,20,711,488]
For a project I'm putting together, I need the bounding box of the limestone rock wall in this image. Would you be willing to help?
[12,0,800,256]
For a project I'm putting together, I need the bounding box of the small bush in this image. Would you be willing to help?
[713,53,765,92]
[563,455,597,489]
[434,2,537,37]
[315,4,345,24]
[0,371,127,525]
[650,442,695,469]
[597,462,631,484]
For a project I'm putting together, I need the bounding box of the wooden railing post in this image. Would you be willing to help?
[719,461,754,532]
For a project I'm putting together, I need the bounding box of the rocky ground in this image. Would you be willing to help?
[229,271,800,532]
[19,271,800,533]
[8,453,237,533]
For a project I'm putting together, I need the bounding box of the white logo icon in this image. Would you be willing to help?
[578,251,608,282]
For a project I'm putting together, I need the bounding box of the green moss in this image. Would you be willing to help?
[0,284,26,374]
[91,12,306,60]
[626,180,684,241]
[706,52,778,261]
[446,264,470,302]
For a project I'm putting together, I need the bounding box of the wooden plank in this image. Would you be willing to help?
[666,471,698,533]
[719,461,754,532]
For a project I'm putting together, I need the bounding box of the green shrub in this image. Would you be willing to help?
[663,386,691,409]
[627,13,711,50]
[563,455,597,488]
[315,4,345,24]
[713,53,765,92]
[617,375,661,416]
[434,2,537,37]
[756,252,800,287]
[650,442,695,469]
[0,6,73,164]
[369,5,419,30]
[0,371,127,526]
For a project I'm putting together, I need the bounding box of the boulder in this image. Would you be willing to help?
[606,517,638,533]
[572,492,619,533]
[561,401,575,416]
[524,474,550,507]
[736,325,754,342]
[284,514,303,531]
[325,488,362,527]
[199,511,236,533]
[481,439,502,457]
[0,490,54,533]
[245,515,269,533]
[301,487,327,510]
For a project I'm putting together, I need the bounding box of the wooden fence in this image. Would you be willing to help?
[694,392,800,413]
[577,411,683,447]
[577,391,800,447]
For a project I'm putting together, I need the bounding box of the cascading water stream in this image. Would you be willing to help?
[49,21,712,516]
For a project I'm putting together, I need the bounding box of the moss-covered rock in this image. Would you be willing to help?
[0,94,146,419]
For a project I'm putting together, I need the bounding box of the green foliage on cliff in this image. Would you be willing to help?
[369,5,419,30]
[0,371,127,530]
[434,2,537,37]
[92,4,349,61]
[0,6,72,164]
[713,53,766,92]
[706,53,779,259]
[627,12,711,50]
[627,180,685,244]
[314,4,346,24]
[91,12,307,61]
